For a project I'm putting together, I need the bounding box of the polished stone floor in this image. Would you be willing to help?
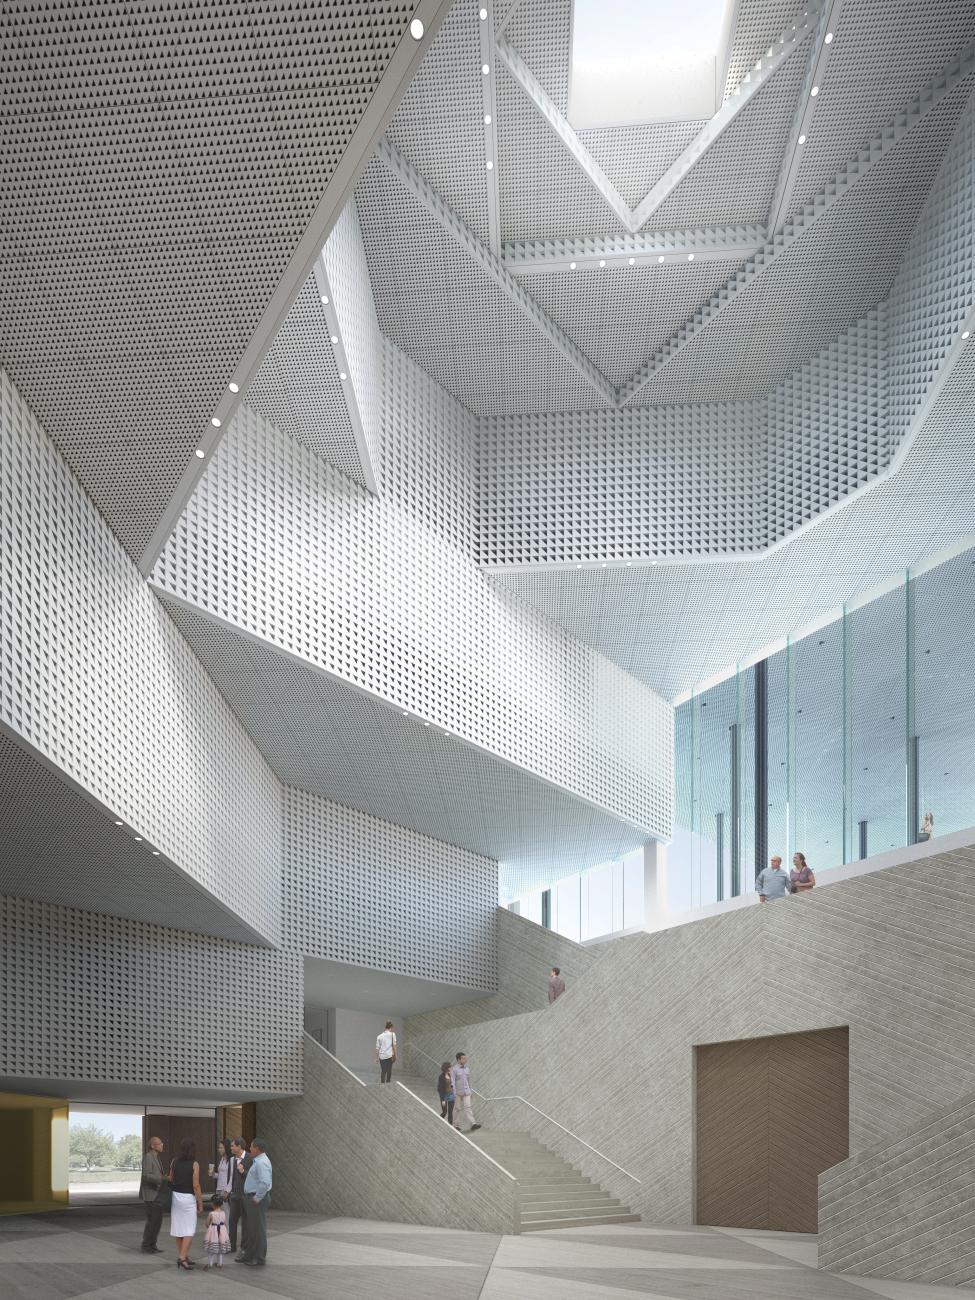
[0,1205,966,1299]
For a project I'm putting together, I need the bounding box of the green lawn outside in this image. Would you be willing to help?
[69,1169,141,1184]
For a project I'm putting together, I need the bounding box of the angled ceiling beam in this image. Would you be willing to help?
[767,1,846,234]
[629,6,822,229]
[311,255,379,495]
[137,0,454,576]
[495,5,822,237]
[375,138,617,405]
[497,0,529,39]
[615,41,975,406]
[480,0,502,256]
[494,35,634,230]
[503,227,767,275]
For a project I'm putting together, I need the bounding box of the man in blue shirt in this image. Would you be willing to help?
[240,1138,272,1266]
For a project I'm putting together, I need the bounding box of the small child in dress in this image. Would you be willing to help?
[204,1192,231,1269]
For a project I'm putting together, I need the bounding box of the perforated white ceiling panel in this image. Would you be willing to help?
[0,0,447,560]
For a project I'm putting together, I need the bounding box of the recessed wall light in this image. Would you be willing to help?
[628,257,635,265]
[479,6,487,17]
[651,559,658,565]
[423,721,430,727]
[228,382,239,394]
[570,261,577,269]
[340,371,348,380]
[599,259,606,267]
[320,294,329,305]
[486,159,494,169]
[330,335,338,344]
[962,330,971,340]
[152,850,160,856]
[195,449,205,459]
[210,417,221,428]
[626,561,632,566]
[810,85,819,96]
[134,837,142,842]
[601,562,607,567]
[409,17,424,39]
[482,63,490,74]
[687,253,695,261]
[798,133,807,144]
[402,711,408,716]
[658,255,665,263]
[484,113,492,124]
[824,31,834,43]
[113,820,123,826]
[576,563,582,568]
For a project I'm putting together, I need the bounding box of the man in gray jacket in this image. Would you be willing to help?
[139,1135,165,1253]
[756,855,791,902]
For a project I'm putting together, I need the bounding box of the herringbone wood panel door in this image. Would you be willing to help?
[696,1027,849,1232]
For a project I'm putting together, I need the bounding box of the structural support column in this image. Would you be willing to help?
[715,811,725,903]
[858,819,868,860]
[541,889,551,929]
[754,659,768,884]
[729,720,741,897]
[643,840,669,931]
[906,570,919,845]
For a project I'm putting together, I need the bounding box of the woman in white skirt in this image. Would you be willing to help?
[169,1137,204,1269]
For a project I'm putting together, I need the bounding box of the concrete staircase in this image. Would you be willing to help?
[370,1071,640,1232]
[468,1130,640,1231]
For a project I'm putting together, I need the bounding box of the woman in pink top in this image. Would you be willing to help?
[791,851,816,892]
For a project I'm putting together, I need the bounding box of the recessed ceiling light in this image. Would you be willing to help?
[601,562,607,567]
[576,563,582,568]
[340,371,348,380]
[651,559,658,565]
[479,6,487,18]
[152,850,160,856]
[409,17,424,39]
[962,330,971,340]
[484,113,492,124]
[798,133,807,144]
[810,85,819,96]
[195,449,205,459]
[228,382,239,394]
[331,335,338,344]
[628,257,635,265]
[570,261,577,269]
[402,711,408,716]
[626,561,632,566]
[134,837,142,842]
[824,31,834,43]
[113,819,123,826]
[320,294,329,305]
[486,159,494,169]
[423,721,430,727]
[599,259,606,267]
[482,63,490,75]
[210,417,221,427]
[687,253,694,261]
[657,255,665,263]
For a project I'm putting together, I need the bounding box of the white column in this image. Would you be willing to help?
[508,900,522,916]
[643,840,669,932]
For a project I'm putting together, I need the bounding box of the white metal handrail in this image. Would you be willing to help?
[406,1041,640,1183]
[394,1082,517,1182]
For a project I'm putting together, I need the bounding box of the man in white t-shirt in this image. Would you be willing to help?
[375,1020,397,1083]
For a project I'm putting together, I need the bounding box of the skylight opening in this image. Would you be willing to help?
[569,0,736,129]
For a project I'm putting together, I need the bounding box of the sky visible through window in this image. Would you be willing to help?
[570,0,730,128]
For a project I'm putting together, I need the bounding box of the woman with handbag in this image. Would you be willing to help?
[169,1137,204,1269]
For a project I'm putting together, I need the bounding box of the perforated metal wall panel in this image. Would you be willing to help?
[0,369,282,944]
[153,594,651,898]
[285,788,497,989]
[0,895,302,1096]
[0,1,420,558]
[152,341,672,844]
[0,732,261,944]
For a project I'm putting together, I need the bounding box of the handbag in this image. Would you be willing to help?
[153,1159,175,1210]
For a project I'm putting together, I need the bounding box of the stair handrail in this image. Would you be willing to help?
[394,1081,517,1182]
[406,1041,641,1184]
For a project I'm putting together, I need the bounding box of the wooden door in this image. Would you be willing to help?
[696,1027,849,1233]
[143,1113,218,1197]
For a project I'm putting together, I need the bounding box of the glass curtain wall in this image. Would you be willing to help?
[509,849,644,943]
[673,548,975,894]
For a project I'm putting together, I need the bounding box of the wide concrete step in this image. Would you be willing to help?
[521,1211,642,1232]
[519,1180,595,1191]
[520,1195,622,1212]
[519,1201,632,1222]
